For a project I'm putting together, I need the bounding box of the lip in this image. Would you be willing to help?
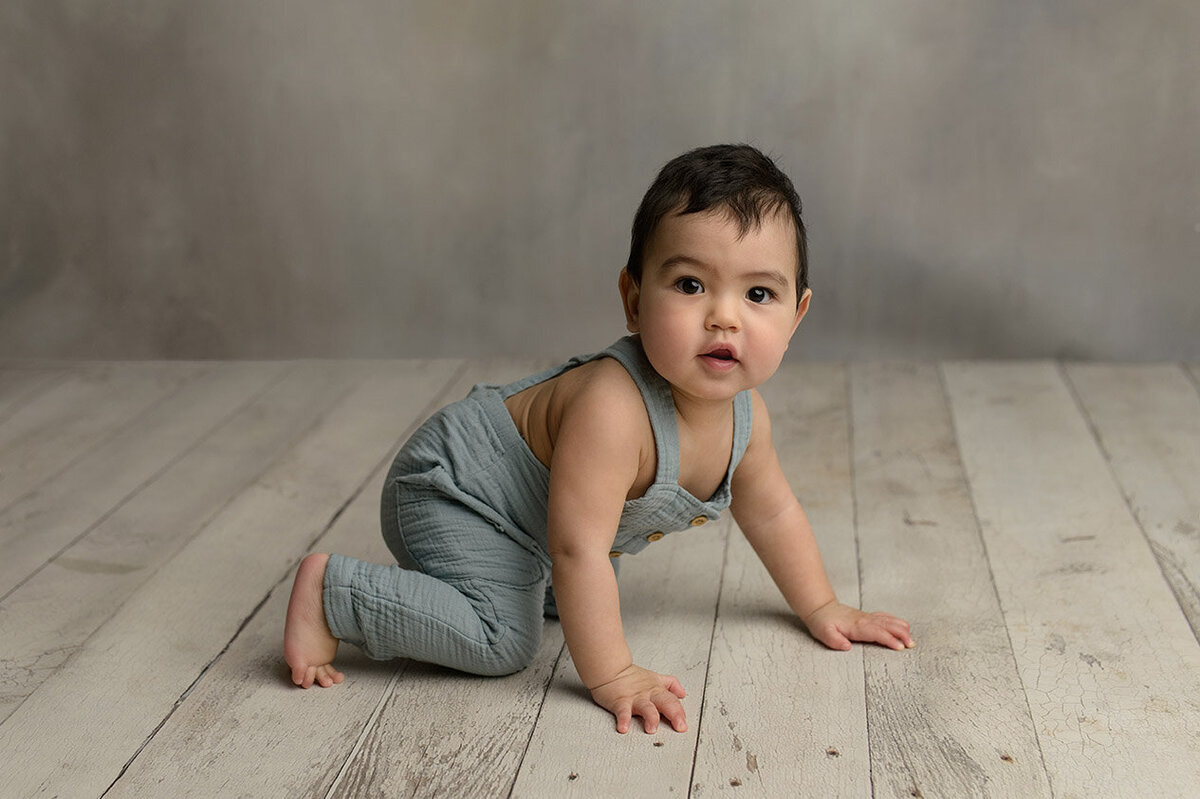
[699,344,739,370]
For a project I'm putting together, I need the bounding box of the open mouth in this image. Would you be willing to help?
[701,347,738,364]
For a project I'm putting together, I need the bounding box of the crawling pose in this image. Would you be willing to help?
[285,143,913,734]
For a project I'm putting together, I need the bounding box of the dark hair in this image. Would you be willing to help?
[624,144,808,301]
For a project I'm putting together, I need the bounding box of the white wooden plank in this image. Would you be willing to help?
[943,362,1200,796]
[0,360,462,798]
[0,361,364,722]
[852,362,1050,798]
[0,362,287,596]
[107,360,565,799]
[326,633,565,799]
[510,520,727,796]
[1066,364,1200,641]
[690,363,870,796]
[104,401,419,797]
[0,361,207,513]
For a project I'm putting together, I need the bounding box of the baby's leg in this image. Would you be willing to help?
[284,553,345,688]
[326,494,548,676]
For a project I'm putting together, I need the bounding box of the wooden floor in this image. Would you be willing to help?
[1,358,1198,798]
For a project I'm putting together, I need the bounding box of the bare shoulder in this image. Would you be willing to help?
[550,356,656,501]
[555,357,651,441]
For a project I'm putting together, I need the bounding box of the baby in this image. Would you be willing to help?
[285,143,913,734]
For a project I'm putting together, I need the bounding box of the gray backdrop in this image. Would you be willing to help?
[3,1,1197,361]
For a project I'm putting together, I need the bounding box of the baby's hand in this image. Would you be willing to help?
[802,600,914,651]
[589,664,688,734]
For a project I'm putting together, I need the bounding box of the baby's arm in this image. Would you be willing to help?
[546,372,687,734]
[731,390,913,650]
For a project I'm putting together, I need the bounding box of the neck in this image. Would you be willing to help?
[668,387,736,431]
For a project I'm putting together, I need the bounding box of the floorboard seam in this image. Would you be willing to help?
[1059,362,1200,646]
[685,520,730,798]
[3,363,209,516]
[505,640,569,798]
[938,362,1054,791]
[0,364,293,603]
[846,365,877,798]
[323,663,408,798]
[100,589,275,797]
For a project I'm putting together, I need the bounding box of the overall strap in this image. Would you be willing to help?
[729,388,753,475]
[601,336,680,486]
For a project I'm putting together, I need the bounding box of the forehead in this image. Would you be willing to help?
[644,207,800,277]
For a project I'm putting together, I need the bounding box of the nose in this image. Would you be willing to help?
[705,294,740,331]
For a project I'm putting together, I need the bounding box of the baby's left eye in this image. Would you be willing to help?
[747,287,775,304]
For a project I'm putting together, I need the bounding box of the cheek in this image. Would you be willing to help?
[639,299,689,335]
[748,318,795,360]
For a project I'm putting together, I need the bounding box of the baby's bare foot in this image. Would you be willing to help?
[284,553,344,688]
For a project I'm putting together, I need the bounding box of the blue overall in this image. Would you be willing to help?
[323,335,753,676]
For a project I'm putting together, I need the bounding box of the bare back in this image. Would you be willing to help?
[504,357,736,503]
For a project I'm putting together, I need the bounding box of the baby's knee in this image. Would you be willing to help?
[475,627,542,676]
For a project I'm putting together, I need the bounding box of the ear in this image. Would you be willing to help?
[618,269,641,333]
[789,288,812,339]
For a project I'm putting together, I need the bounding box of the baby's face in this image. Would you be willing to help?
[620,208,810,404]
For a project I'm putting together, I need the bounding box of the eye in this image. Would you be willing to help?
[675,277,704,295]
[747,286,776,304]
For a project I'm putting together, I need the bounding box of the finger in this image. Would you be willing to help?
[615,703,633,735]
[868,616,914,649]
[660,673,687,699]
[884,619,915,648]
[815,624,853,651]
[656,692,688,732]
[859,625,906,651]
[874,614,912,634]
[634,699,661,734]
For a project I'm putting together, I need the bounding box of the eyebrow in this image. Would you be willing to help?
[660,255,791,289]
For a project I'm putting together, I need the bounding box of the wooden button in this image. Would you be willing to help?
[645,531,665,542]
[608,550,623,559]
[690,515,708,527]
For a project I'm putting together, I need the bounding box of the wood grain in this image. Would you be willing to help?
[0,362,286,596]
[1066,364,1200,643]
[0,362,359,722]
[944,362,1200,796]
[0,360,459,797]
[2,359,1197,798]
[852,362,1050,798]
[0,362,208,513]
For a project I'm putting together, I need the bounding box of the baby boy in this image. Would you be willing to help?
[285,143,913,734]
